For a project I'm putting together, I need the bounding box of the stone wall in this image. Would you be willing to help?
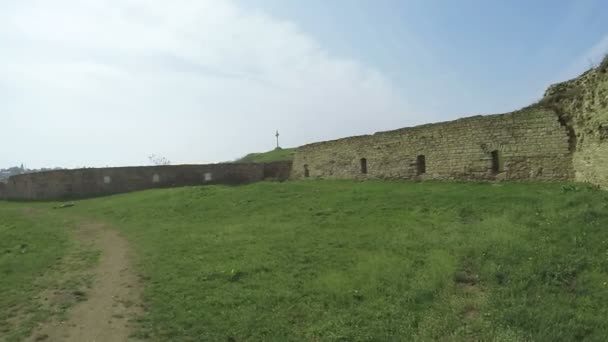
[292,108,573,181]
[262,161,293,181]
[291,61,608,186]
[1,162,291,201]
[3,59,605,198]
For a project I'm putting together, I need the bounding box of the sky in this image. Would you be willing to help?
[1,0,607,169]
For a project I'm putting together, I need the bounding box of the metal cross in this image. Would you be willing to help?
[275,130,280,148]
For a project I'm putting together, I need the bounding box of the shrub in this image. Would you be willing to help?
[600,54,608,73]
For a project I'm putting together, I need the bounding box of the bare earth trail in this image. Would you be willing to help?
[28,221,144,342]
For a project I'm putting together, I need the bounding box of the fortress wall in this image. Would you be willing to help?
[2,162,291,201]
[291,108,573,181]
[3,66,603,200]
[262,161,293,181]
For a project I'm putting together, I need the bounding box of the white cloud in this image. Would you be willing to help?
[0,0,421,168]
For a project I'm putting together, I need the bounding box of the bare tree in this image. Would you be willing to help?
[148,154,171,166]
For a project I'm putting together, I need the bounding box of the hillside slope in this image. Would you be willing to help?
[9,180,603,341]
[236,147,296,163]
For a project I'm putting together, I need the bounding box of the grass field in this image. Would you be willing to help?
[0,204,98,341]
[236,147,296,163]
[2,180,608,341]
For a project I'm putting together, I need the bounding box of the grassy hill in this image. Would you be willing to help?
[2,180,608,341]
[236,147,296,163]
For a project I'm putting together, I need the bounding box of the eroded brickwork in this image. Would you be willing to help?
[542,61,608,188]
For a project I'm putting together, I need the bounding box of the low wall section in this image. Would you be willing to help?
[2,161,291,201]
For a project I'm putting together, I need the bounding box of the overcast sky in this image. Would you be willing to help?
[1,0,607,169]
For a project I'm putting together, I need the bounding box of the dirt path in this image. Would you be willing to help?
[28,222,144,342]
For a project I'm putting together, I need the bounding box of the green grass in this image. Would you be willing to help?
[61,180,608,341]
[236,147,296,163]
[4,181,608,341]
[0,203,98,341]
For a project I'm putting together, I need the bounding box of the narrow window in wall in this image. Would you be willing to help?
[103,176,111,184]
[304,164,310,178]
[360,158,368,174]
[491,150,502,174]
[204,172,213,181]
[416,155,426,175]
[152,174,160,183]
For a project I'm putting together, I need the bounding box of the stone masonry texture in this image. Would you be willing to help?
[292,108,573,182]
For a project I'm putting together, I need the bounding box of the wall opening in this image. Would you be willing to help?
[416,155,426,175]
[204,172,213,182]
[103,176,111,184]
[491,150,502,174]
[304,164,310,178]
[360,158,368,174]
[152,174,160,183]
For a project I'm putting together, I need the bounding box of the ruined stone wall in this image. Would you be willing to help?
[262,161,293,181]
[292,108,573,181]
[542,60,608,188]
[3,61,604,198]
[2,162,291,200]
